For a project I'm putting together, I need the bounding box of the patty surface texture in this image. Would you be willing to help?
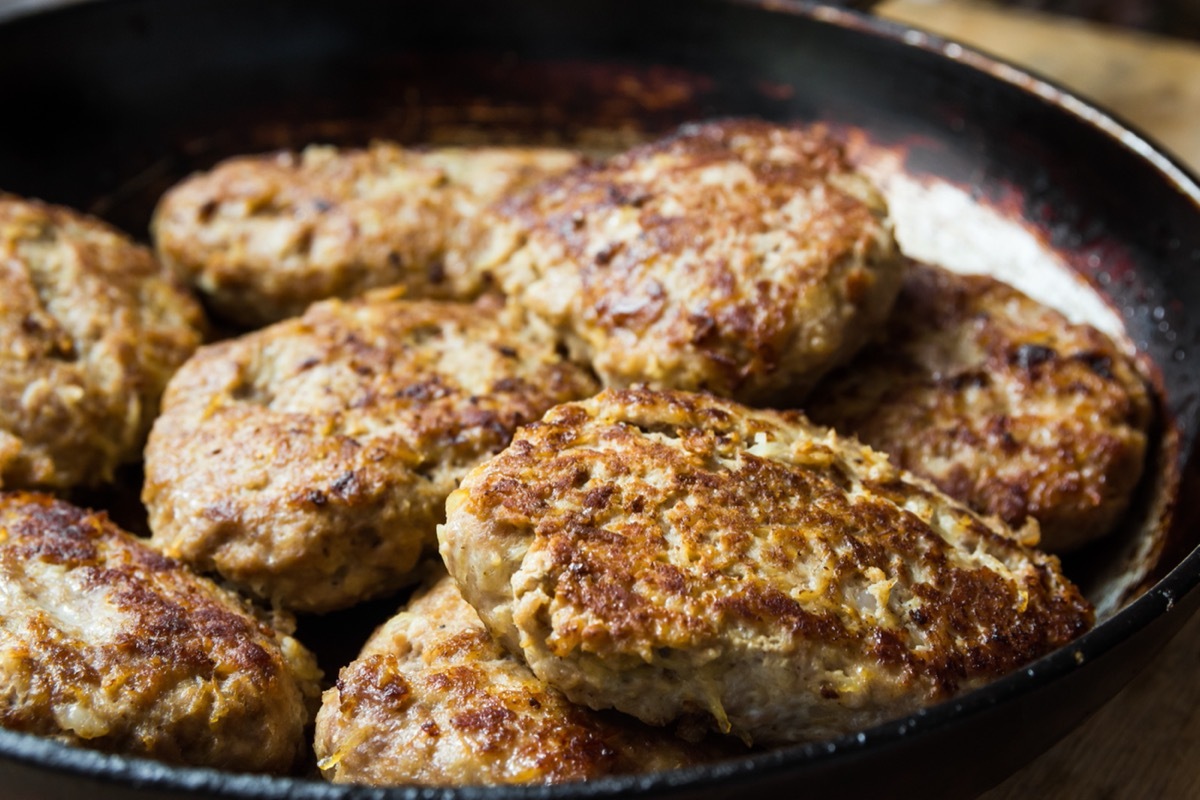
[314,565,733,787]
[469,119,903,403]
[0,492,321,772]
[808,262,1153,552]
[152,143,580,326]
[438,388,1094,745]
[0,195,205,489]
[143,292,599,613]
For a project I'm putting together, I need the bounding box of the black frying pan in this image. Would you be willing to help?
[1,1,1199,798]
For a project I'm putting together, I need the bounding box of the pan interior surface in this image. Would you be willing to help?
[1,1,1199,798]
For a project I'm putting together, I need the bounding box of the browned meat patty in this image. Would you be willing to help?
[806,262,1153,552]
[438,388,1093,746]
[468,119,903,403]
[314,564,736,787]
[143,292,599,613]
[152,143,581,327]
[0,194,205,490]
[0,492,321,773]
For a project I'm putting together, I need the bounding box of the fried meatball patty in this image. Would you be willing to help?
[143,292,599,613]
[152,143,581,326]
[469,119,903,403]
[315,565,734,787]
[0,195,205,490]
[0,492,321,772]
[438,388,1093,745]
[807,262,1153,552]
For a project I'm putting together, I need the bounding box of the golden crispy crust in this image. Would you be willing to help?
[0,492,321,772]
[143,293,599,613]
[0,195,205,489]
[314,566,735,786]
[470,119,903,402]
[152,143,580,326]
[439,388,1093,745]
[807,262,1153,552]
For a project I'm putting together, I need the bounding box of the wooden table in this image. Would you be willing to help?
[875,2,1200,797]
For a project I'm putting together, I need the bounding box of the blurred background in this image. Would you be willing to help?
[986,0,1200,38]
[838,0,1200,38]
[876,0,1200,171]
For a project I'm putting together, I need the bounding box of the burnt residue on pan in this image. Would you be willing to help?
[85,58,716,239]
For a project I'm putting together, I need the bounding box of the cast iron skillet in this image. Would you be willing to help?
[2,0,1200,798]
